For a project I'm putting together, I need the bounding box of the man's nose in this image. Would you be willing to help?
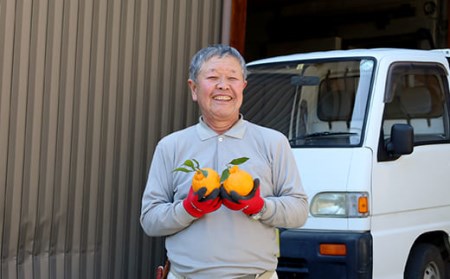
[216,79,229,90]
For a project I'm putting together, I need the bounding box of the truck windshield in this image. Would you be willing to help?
[241,58,375,147]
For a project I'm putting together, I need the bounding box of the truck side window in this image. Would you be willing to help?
[382,63,450,147]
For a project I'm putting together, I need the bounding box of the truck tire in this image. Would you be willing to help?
[404,243,446,279]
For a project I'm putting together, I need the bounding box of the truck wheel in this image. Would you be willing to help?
[404,243,446,279]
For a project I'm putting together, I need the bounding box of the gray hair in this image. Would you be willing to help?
[189,44,247,82]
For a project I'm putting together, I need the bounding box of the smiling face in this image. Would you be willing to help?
[188,55,247,133]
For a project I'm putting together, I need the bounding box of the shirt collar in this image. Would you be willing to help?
[196,114,247,140]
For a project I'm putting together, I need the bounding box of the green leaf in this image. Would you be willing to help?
[173,167,192,173]
[183,159,196,171]
[220,169,230,183]
[201,169,208,178]
[229,157,249,166]
[192,159,200,169]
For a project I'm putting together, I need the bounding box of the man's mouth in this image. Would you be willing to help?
[213,95,232,101]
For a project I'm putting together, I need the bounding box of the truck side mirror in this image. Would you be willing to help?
[385,124,414,158]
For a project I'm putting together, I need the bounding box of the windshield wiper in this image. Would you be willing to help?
[289,132,358,142]
[304,132,357,138]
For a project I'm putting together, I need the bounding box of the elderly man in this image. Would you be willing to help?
[140,44,308,279]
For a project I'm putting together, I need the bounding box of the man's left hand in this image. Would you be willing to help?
[220,179,264,215]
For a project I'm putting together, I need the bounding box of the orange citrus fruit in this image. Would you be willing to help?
[222,165,254,196]
[191,167,220,196]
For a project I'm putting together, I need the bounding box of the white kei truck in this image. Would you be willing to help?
[241,48,450,279]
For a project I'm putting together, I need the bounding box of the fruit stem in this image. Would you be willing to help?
[220,157,250,183]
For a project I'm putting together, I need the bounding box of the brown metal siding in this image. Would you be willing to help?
[0,0,223,278]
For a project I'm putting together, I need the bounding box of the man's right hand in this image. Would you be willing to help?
[183,186,221,218]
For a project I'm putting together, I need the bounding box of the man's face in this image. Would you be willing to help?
[188,56,247,127]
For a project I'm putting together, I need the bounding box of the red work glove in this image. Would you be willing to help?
[220,179,264,215]
[183,186,221,218]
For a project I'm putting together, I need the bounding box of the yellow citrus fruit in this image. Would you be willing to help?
[223,166,254,196]
[191,167,220,196]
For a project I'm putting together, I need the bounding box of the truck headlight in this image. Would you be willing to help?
[310,192,369,218]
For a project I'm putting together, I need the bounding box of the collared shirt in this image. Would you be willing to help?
[140,116,308,279]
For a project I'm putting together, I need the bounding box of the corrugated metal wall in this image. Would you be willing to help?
[0,0,224,278]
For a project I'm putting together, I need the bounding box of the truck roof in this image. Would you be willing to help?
[247,48,450,66]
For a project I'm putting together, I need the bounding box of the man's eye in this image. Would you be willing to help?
[207,76,219,80]
[228,77,240,81]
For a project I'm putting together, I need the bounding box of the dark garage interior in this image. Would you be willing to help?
[244,0,448,62]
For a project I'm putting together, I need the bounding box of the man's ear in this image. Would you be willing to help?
[188,79,198,101]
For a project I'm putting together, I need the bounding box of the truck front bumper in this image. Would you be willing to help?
[276,229,372,279]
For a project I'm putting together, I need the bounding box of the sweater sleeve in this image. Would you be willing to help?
[259,135,309,228]
[140,143,197,237]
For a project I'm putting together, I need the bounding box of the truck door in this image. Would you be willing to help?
[372,62,450,278]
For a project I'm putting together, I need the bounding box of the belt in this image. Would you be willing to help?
[237,270,275,279]
[169,270,275,279]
